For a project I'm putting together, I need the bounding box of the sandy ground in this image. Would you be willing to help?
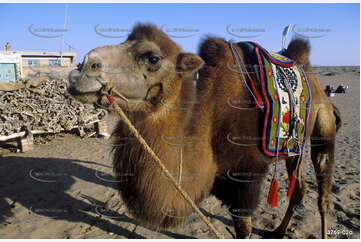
[0,66,359,239]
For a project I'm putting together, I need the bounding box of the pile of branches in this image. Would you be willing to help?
[0,78,107,137]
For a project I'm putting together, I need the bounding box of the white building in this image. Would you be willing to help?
[0,52,22,82]
[0,49,76,82]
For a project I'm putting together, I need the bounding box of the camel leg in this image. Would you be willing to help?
[232,216,252,238]
[230,171,266,238]
[264,156,307,238]
[310,108,336,239]
[311,141,335,239]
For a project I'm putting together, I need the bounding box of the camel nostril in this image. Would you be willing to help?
[91,63,101,71]
[68,84,78,95]
[86,61,103,77]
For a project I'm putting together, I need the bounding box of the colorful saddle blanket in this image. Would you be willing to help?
[238,42,312,157]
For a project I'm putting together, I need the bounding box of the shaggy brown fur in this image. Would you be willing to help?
[197,36,339,238]
[69,24,340,238]
[112,24,216,230]
[280,38,311,71]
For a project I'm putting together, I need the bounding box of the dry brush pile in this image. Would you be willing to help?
[0,78,107,137]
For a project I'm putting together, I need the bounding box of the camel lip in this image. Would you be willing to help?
[68,85,144,103]
[68,84,147,108]
[68,84,101,96]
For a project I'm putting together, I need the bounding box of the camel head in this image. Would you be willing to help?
[68,23,204,113]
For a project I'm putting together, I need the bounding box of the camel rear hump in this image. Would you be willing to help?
[280,38,311,72]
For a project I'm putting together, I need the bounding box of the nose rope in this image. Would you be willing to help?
[178,147,183,186]
[99,82,128,103]
[100,82,223,239]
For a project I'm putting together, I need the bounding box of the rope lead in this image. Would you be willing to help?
[104,87,223,239]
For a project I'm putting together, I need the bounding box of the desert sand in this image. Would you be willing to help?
[0,66,359,239]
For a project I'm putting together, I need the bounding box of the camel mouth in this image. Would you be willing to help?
[68,84,98,96]
[68,84,146,107]
[68,77,164,110]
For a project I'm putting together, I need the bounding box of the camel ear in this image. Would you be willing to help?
[176,53,204,75]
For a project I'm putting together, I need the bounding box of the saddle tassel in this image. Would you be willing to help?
[267,177,278,208]
[287,170,298,198]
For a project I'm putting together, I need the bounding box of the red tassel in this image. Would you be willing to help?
[108,95,115,103]
[287,171,298,198]
[267,177,278,208]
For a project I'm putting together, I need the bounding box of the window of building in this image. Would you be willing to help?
[49,59,61,66]
[27,59,39,67]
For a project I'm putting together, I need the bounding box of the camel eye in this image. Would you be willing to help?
[143,53,161,72]
[149,56,160,65]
